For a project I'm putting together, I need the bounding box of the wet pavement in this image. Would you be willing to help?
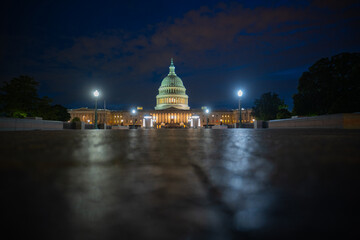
[1,129,360,239]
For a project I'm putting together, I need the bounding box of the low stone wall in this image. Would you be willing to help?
[254,120,266,129]
[112,125,129,130]
[211,125,228,129]
[268,113,360,129]
[241,123,254,128]
[0,118,63,131]
[63,122,88,129]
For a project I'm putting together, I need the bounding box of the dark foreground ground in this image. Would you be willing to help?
[1,129,360,240]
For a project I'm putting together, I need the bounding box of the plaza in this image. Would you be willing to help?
[1,129,359,239]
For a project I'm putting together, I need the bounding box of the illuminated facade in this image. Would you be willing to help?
[68,108,253,127]
[68,59,253,127]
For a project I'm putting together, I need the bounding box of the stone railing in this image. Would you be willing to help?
[267,113,360,129]
[0,117,63,131]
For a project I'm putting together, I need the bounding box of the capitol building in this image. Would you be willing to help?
[69,59,253,128]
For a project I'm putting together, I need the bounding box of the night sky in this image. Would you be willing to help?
[1,0,359,110]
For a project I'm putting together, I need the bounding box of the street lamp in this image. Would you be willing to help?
[131,109,136,129]
[93,90,99,129]
[237,90,243,128]
[205,108,210,128]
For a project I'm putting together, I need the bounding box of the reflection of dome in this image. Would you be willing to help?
[155,59,190,110]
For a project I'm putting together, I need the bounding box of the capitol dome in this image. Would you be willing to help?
[155,59,190,110]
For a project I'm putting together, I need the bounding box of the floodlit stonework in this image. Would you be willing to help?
[68,107,253,128]
[68,59,253,127]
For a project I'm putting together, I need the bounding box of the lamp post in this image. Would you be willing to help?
[131,109,136,129]
[205,108,210,128]
[104,100,106,130]
[237,90,243,128]
[94,90,99,129]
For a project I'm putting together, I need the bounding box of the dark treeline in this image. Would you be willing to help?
[252,92,291,121]
[253,52,360,120]
[293,52,360,115]
[0,75,70,121]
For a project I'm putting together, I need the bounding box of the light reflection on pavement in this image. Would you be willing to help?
[1,129,360,239]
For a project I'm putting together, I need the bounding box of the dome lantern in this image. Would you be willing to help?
[169,58,175,75]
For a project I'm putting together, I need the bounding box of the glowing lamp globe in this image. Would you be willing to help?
[94,90,99,97]
[237,90,243,97]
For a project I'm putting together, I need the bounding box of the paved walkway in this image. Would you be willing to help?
[1,129,360,239]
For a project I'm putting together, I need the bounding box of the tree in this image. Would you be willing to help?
[71,117,81,123]
[0,75,40,117]
[50,105,71,121]
[293,52,360,116]
[0,75,70,121]
[276,108,291,119]
[253,92,290,121]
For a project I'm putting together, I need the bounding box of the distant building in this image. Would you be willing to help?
[68,59,253,127]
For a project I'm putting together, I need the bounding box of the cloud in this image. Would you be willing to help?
[48,1,358,74]
[2,0,359,108]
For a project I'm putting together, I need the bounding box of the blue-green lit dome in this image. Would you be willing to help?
[155,59,190,110]
[160,63,185,88]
